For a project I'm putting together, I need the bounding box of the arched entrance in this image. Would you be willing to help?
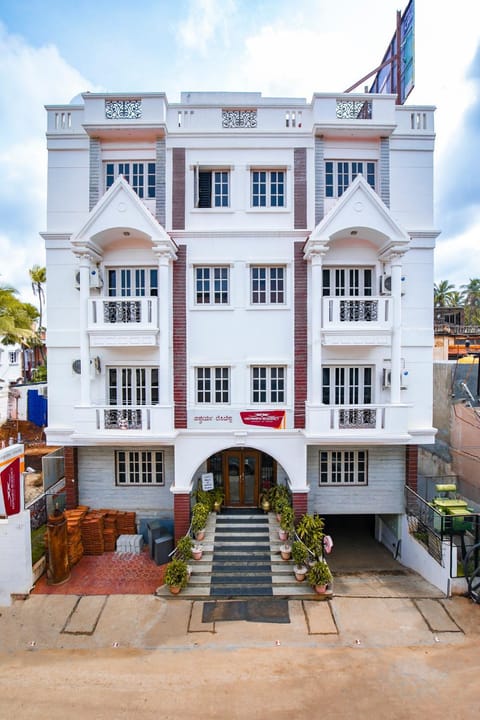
[208,448,277,508]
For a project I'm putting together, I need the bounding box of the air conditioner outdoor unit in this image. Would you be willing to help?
[72,359,81,374]
[382,368,409,389]
[75,268,103,289]
[379,274,406,295]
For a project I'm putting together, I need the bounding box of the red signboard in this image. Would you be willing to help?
[240,411,286,429]
[0,457,21,516]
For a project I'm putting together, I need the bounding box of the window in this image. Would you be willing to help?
[251,266,285,304]
[107,268,158,297]
[322,367,373,405]
[196,367,230,404]
[252,367,285,403]
[105,162,156,199]
[116,450,164,486]
[251,170,285,207]
[195,267,229,305]
[325,161,376,198]
[320,450,368,485]
[8,351,19,365]
[108,367,159,406]
[195,169,229,208]
[322,268,373,297]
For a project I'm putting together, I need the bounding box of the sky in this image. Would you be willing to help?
[0,0,479,307]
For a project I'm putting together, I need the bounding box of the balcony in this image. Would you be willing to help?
[322,296,392,346]
[305,403,411,440]
[72,404,174,438]
[88,297,159,347]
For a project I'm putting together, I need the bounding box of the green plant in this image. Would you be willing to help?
[191,502,210,533]
[291,540,309,568]
[31,524,47,565]
[175,535,193,561]
[269,485,290,514]
[164,558,189,589]
[307,560,332,588]
[196,488,215,511]
[280,504,295,535]
[296,513,325,560]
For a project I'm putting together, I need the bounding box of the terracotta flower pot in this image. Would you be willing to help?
[314,584,327,595]
[192,547,203,561]
[195,529,206,541]
[168,585,182,595]
[280,544,292,560]
[294,565,307,582]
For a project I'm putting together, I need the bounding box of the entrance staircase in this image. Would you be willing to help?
[181,509,318,599]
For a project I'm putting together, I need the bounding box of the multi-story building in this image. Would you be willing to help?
[42,90,437,544]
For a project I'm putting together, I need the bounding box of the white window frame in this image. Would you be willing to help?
[196,367,230,404]
[106,267,158,297]
[319,450,368,485]
[322,366,373,405]
[107,367,159,406]
[194,266,230,305]
[105,161,156,199]
[194,168,230,208]
[250,266,286,305]
[8,351,19,365]
[251,366,286,404]
[325,161,376,198]
[322,267,374,297]
[115,450,164,486]
[251,169,286,208]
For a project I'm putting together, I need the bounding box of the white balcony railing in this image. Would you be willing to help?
[322,296,392,346]
[87,297,159,347]
[72,405,174,436]
[305,403,411,437]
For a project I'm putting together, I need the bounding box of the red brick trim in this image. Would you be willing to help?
[174,493,191,542]
[64,446,79,509]
[172,147,185,230]
[173,245,187,428]
[294,241,307,428]
[292,492,308,522]
[406,445,418,492]
[294,147,307,229]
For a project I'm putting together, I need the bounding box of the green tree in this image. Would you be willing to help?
[434,280,456,307]
[460,278,480,325]
[0,284,38,344]
[29,265,46,330]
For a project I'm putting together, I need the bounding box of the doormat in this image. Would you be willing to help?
[202,599,290,624]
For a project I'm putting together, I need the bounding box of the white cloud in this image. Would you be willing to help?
[0,23,96,299]
[177,0,237,55]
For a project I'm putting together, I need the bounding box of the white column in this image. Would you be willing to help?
[78,254,91,406]
[390,254,403,404]
[157,251,171,406]
[310,251,324,405]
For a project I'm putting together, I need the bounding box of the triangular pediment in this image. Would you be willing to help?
[305,176,410,259]
[71,177,176,258]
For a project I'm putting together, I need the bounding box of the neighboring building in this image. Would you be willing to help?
[42,90,437,543]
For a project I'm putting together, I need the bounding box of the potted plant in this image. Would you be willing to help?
[191,502,209,540]
[307,560,332,594]
[280,542,292,560]
[212,487,224,513]
[175,534,193,562]
[296,513,325,562]
[269,485,290,520]
[192,543,203,561]
[164,558,189,594]
[291,540,309,581]
[279,504,294,541]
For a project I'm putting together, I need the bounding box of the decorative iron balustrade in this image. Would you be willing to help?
[103,300,142,324]
[222,109,257,128]
[405,486,445,566]
[339,299,378,322]
[104,408,142,430]
[336,99,372,120]
[105,99,142,119]
[338,408,376,428]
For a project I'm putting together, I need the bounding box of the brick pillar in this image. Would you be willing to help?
[292,491,309,523]
[294,241,307,429]
[64,446,79,509]
[173,245,187,428]
[406,445,418,493]
[174,493,191,542]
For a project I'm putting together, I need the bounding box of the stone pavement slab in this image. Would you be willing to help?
[414,599,463,633]
[0,595,78,651]
[304,601,338,634]
[62,595,107,635]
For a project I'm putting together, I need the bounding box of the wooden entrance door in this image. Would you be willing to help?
[224,449,260,507]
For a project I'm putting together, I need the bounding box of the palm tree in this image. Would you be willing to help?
[434,280,455,307]
[0,284,38,344]
[460,278,480,325]
[29,265,46,331]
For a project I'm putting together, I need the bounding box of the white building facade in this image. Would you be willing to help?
[43,91,437,541]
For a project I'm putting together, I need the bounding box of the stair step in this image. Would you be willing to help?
[212,564,272,573]
[211,574,273,584]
